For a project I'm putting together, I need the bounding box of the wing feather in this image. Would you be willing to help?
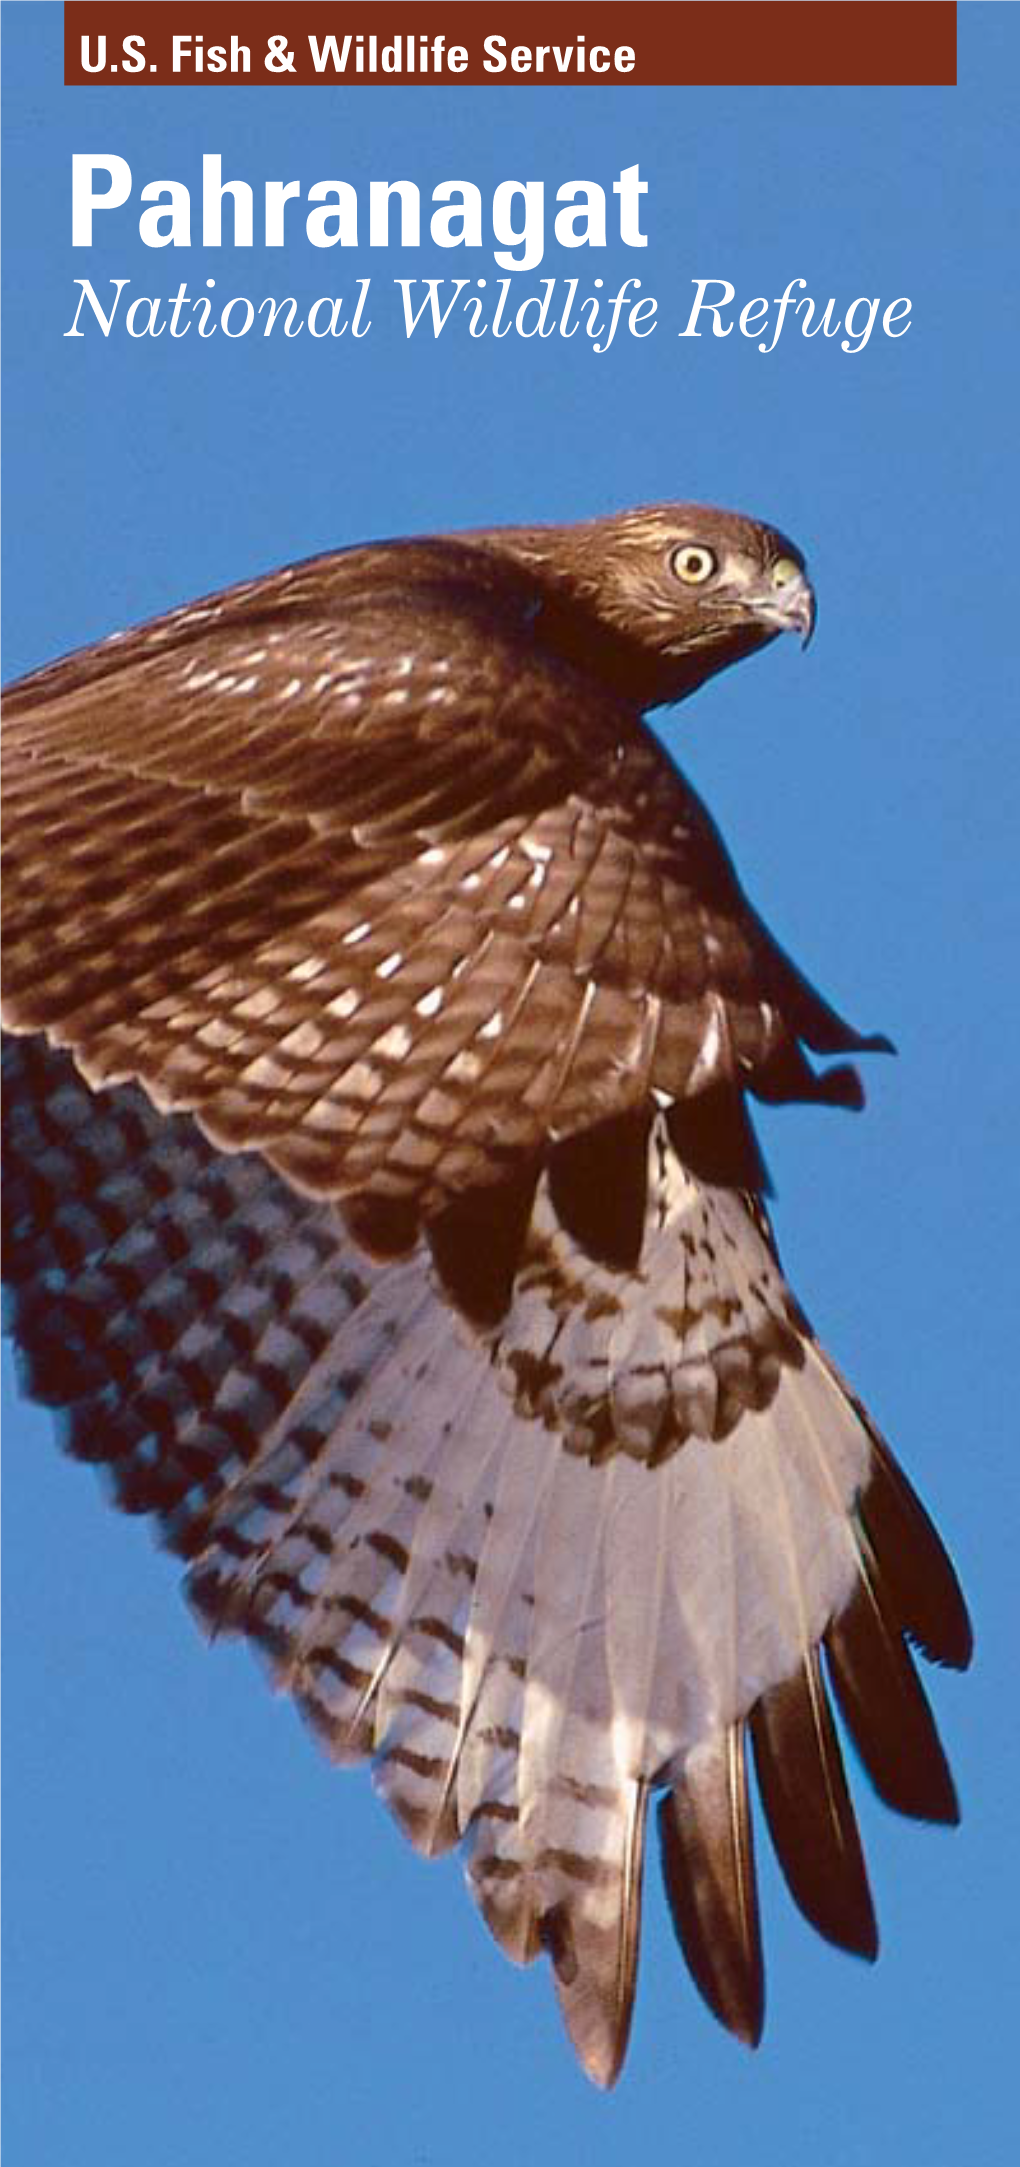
[826,1583,960,1824]
[1,1027,967,2080]
[4,550,885,1227]
[855,1426,973,1669]
[1,517,970,2086]
[658,1727,764,2046]
[751,1653,877,1958]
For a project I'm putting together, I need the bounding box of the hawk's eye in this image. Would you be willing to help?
[771,556,801,589]
[671,544,717,586]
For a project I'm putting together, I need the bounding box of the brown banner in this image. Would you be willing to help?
[65,4,958,91]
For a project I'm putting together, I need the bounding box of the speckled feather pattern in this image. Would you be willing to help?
[1,508,970,2085]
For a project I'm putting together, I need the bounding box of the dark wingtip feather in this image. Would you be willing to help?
[658,1728,764,2047]
[667,1084,773,1197]
[427,1160,540,1326]
[815,1062,866,1110]
[342,1193,420,1261]
[752,1038,867,1113]
[826,1584,960,1825]
[548,1110,652,1272]
[751,1654,878,1961]
[764,934,895,1062]
[858,1437,973,1671]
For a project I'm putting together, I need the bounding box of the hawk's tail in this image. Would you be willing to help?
[2,1035,971,2086]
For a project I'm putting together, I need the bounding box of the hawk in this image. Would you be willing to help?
[1,504,970,2086]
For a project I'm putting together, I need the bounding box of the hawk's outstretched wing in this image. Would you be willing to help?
[1,504,971,2085]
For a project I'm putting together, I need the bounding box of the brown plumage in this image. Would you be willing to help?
[1,503,971,2085]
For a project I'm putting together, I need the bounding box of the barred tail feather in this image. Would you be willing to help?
[1,1035,971,2085]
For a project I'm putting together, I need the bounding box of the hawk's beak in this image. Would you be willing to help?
[751,568,816,650]
[785,574,816,650]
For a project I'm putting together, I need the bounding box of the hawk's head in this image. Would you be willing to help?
[470,502,816,709]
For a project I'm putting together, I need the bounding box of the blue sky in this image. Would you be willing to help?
[3,7,1018,2162]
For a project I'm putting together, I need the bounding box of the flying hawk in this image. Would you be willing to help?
[1,504,971,2085]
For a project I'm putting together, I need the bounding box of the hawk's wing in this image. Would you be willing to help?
[2,539,880,1226]
[1,539,970,2086]
[2,1035,969,2084]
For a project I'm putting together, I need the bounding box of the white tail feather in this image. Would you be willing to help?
[4,1043,965,2086]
